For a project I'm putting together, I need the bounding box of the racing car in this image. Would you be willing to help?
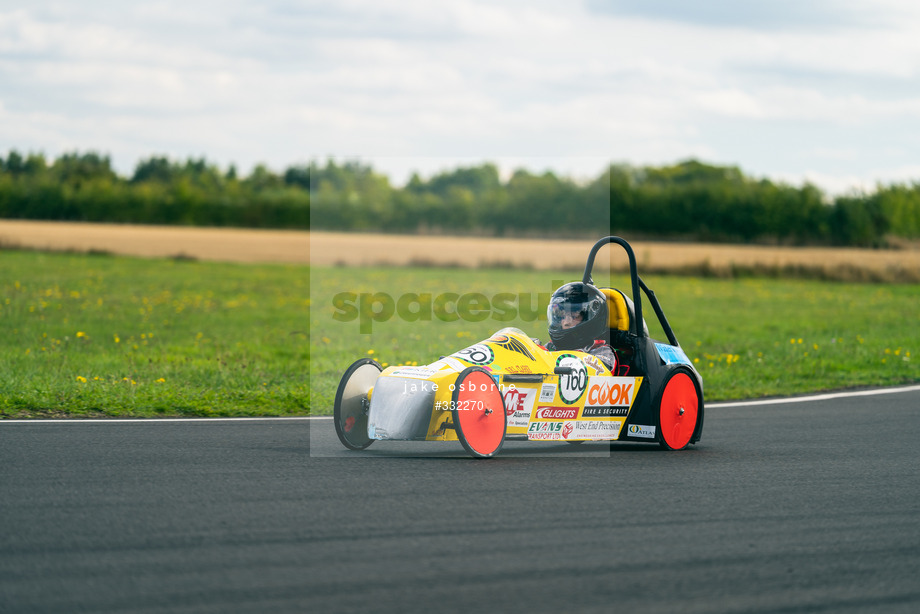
[333,236,703,458]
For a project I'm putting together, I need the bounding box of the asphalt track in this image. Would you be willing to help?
[2,387,919,613]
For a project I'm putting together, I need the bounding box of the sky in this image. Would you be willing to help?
[1,0,919,194]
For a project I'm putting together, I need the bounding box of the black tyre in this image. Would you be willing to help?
[333,358,382,451]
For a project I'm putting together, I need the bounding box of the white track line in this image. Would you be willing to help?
[2,385,918,423]
[708,384,920,408]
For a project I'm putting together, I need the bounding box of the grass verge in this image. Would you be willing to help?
[309,265,919,413]
[1,251,917,417]
[1,250,308,418]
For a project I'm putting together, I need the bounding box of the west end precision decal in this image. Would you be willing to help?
[452,344,495,366]
[555,354,587,405]
[565,420,624,440]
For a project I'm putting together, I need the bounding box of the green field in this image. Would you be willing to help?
[1,251,917,418]
[1,251,309,417]
[310,265,919,412]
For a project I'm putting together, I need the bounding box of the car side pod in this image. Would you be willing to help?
[451,367,507,458]
[333,358,381,450]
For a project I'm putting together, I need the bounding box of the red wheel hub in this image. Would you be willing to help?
[453,369,505,457]
[659,372,698,450]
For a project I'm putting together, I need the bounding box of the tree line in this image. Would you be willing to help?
[2,150,919,246]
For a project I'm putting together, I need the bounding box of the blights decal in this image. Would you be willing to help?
[655,343,692,366]
[534,406,578,420]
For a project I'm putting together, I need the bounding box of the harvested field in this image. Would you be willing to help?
[0,220,308,264]
[2,220,919,282]
[313,232,920,283]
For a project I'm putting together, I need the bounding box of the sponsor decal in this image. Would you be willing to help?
[528,421,563,433]
[505,364,534,374]
[581,406,630,417]
[452,344,495,366]
[502,386,538,428]
[534,406,578,420]
[655,343,692,366]
[529,432,563,440]
[539,383,557,402]
[627,424,656,439]
[391,366,438,380]
[582,354,607,374]
[527,419,626,441]
[585,377,640,408]
[488,333,536,361]
[555,354,588,405]
[427,357,468,373]
[527,421,564,440]
[567,420,625,440]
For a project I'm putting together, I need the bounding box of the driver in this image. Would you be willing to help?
[545,282,617,371]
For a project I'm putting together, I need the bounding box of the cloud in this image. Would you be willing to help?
[583,0,898,31]
[1,0,919,195]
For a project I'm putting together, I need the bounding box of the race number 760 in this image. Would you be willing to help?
[557,357,587,404]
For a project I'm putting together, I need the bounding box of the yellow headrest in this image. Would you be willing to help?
[599,288,630,332]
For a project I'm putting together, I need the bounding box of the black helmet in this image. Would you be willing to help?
[547,282,608,350]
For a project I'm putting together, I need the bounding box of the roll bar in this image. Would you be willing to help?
[581,236,680,347]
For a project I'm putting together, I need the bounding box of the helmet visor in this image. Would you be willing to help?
[548,293,599,330]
